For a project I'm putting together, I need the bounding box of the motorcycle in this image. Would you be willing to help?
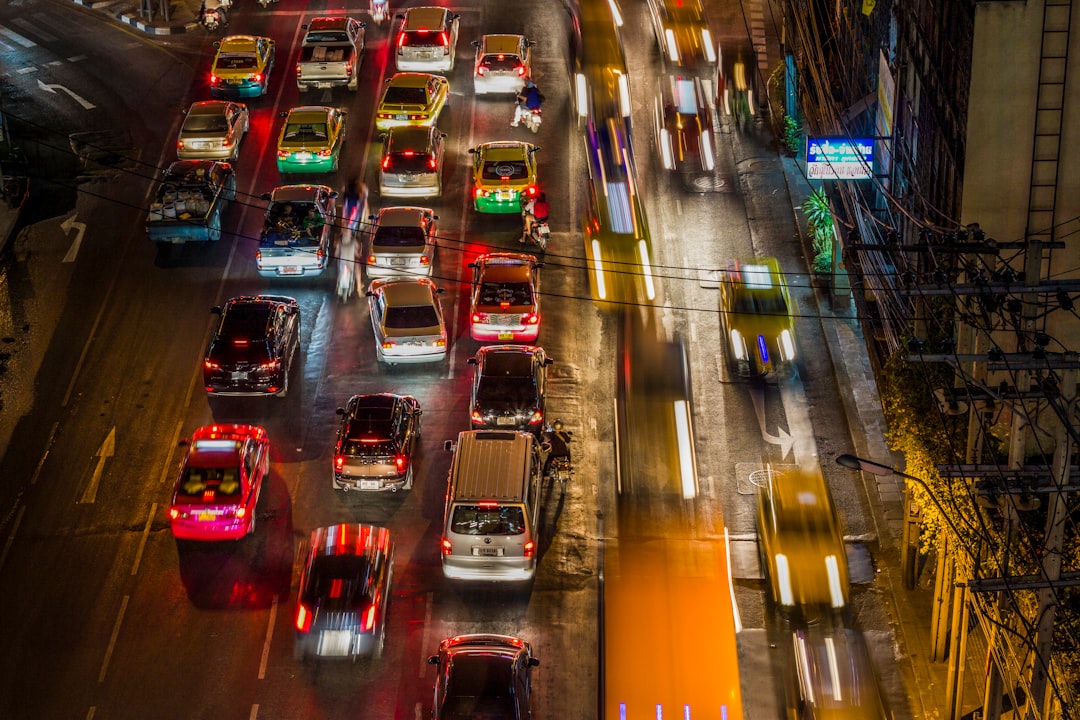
[523,216,550,251]
[370,0,388,24]
[522,107,542,134]
[257,0,279,9]
[542,423,573,486]
[201,6,226,31]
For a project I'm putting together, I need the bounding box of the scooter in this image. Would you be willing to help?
[371,0,388,24]
[522,107,542,134]
[542,423,573,486]
[201,6,226,31]
[524,218,550,251]
[257,0,279,9]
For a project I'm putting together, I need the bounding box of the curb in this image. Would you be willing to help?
[71,0,198,35]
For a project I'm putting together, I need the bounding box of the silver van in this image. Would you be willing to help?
[394,6,460,72]
[379,126,446,199]
[440,430,543,582]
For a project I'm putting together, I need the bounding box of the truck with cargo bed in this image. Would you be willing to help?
[146,160,236,244]
[296,16,365,92]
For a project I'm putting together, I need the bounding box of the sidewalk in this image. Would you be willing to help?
[71,0,201,35]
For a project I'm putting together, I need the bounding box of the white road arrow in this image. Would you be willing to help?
[37,79,96,110]
[61,213,87,263]
[79,427,116,504]
[750,384,796,460]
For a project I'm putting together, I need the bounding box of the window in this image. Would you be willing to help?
[450,505,526,535]
[383,86,427,105]
[374,224,427,248]
[383,153,434,174]
[482,160,528,180]
[385,304,439,329]
[479,281,532,306]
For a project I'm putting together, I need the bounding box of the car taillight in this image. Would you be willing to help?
[420,255,430,265]
[382,341,396,349]
[429,157,437,169]
[345,61,352,76]
[204,360,219,370]
[235,507,247,519]
[210,74,219,86]
[277,149,290,158]
[168,507,180,520]
[471,312,485,323]
[222,138,232,147]
[526,185,538,197]
[256,249,263,268]
[476,65,486,76]
[408,114,424,120]
[176,140,185,150]
[317,248,325,264]
[317,148,332,157]
[434,338,446,348]
[252,73,263,83]
[367,254,377,265]
[397,33,407,48]
[522,313,539,325]
[258,359,280,371]
[395,455,406,471]
[362,604,377,632]
[441,538,452,555]
[335,454,344,470]
[528,410,543,425]
[382,156,390,169]
[524,540,535,557]
[295,63,301,76]
[295,603,313,632]
[474,187,484,197]
[439,31,448,47]
[471,410,483,424]
[517,65,526,77]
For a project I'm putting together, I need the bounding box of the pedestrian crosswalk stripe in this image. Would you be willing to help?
[0,25,36,48]
[11,17,57,43]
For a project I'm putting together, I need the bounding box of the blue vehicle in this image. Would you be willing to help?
[145,160,236,244]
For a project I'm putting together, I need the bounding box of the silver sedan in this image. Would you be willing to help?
[177,100,250,161]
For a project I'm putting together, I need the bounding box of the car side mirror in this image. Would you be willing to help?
[427,655,439,665]
[335,407,346,416]
[210,306,222,315]
[453,13,460,19]
[366,291,375,298]
[279,111,288,118]
[260,192,273,201]
[300,23,308,29]
[329,191,339,199]
[440,133,447,139]
[528,40,536,47]
[358,21,366,28]
[442,441,454,452]
[436,288,445,294]
[395,11,404,18]
[544,358,554,366]
[531,146,542,153]
[467,262,477,269]
[467,357,478,365]
[432,214,439,220]
[529,658,540,667]
[468,147,477,154]
[471,40,479,47]
[368,215,377,221]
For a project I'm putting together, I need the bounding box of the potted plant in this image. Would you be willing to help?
[802,188,833,280]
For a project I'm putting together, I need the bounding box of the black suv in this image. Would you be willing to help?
[294,524,394,663]
[468,345,552,435]
[427,634,539,719]
[333,393,422,492]
[203,295,300,397]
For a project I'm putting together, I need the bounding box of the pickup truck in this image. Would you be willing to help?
[257,184,338,278]
[296,16,365,92]
[146,160,236,244]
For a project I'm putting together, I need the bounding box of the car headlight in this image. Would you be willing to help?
[700,130,714,171]
[730,329,747,360]
[780,329,796,361]
[575,73,588,117]
[702,30,716,63]
[774,553,794,606]
[664,28,679,63]
[659,129,674,169]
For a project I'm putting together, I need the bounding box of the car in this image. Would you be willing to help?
[203,295,300,397]
[468,344,552,434]
[375,72,449,131]
[471,34,534,95]
[294,524,394,663]
[366,206,438,278]
[276,106,347,174]
[427,634,539,719]
[210,35,276,99]
[257,184,338,278]
[788,622,893,720]
[168,424,270,541]
[468,252,542,342]
[176,100,249,161]
[366,277,448,364]
[645,0,716,68]
[718,257,797,376]
[756,466,849,612]
[467,141,540,214]
[653,74,715,177]
[332,393,422,491]
[717,39,761,125]
[378,125,446,199]
[394,6,460,72]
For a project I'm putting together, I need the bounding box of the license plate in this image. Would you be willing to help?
[391,258,407,266]
[226,79,242,85]
[360,480,380,490]
[231,371,248,380]
[318,630,354,657]
[473,546,503,557]
[280,266,301,275]
[496,416,517,426]
[316,82,332,89]
[417,51,433,58]
[498,190,515,200]
[396,174,414,183]
[197,512,216,522]
[498,332,514,340]
[395,114,408,121]
[296,151,312,160]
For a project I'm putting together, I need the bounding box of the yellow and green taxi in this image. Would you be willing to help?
[467,141,540,213]
[210,35,276,99]
[375,72,449,131]
[718,257,796,376]
[276,106,347,174]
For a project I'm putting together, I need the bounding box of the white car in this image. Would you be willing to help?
[366,277,448,364]
[176,100,249,161]
[471,34,534,95]
[366,206,438,278]
[394,6,460,72]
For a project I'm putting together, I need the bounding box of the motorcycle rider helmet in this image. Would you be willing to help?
[552,419,563,432]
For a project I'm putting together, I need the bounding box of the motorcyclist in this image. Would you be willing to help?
[199,0,229,29]
[370,0,389,21]
[341,178,368,234]
[520,192,550,244]
[542,420,572,479]
[512,79,545,127]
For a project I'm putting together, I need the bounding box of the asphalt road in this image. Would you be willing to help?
[0,0,913,718]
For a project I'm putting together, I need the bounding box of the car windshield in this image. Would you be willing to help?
[216,53,257,70]
[374,225,426,247]
[283,123,328,142]
[450,505,526,535]
[732,289,788,315]
[383,86,428,105]
[301,555,373,606]
[384,153,433,174]
[183,114,229,134]
[479,281,532,306]
[177,465,242,501]
[385,304,439,329]
[481,160,528,181]
[480,54,521,72]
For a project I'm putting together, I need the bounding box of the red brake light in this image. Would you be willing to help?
[277,150,290,158]
[367,254,377,265]
[295,604,312,632]
[517,66,526,77]
[335,455,344,470]
[168,507,179,520]
[403,150,415,156]
[476,66,486,76]
[382,156,390,170]
[528,410,544,425]
[420,255,430,265]
[522,313,539,325]
[296,64,301,76]
[439,32,448,46]
[235,507,247,519]
[524,540,535,557]
[317,148,332,158]
[177,141,185,150]
[526,186,538,197]
[210,74,219,85]
[474,187,484,197]
[471,410,483,424]
[253,73,263,83]
[362,604,377,632]
[497,53,505,60]
[397,33,406,47]
[471,313,481,323]
[429,157,437,169]
[395,456,406,471]
[441,538,452,555]
[478,501,498,510]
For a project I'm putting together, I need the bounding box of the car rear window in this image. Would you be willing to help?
[183,115,229,134]
[481,161,528,181]
[483,352,532,376]
[301,555,373,605]
[383,86,428,105]
[177,466,242,500]
[283,123,328,142]
[305,30,350,43]
[479,54,521,72]
[450,505,526,535]
[400,30,448,48]
[478,281,532,306]
[219,304,273,340]
[732,288,788,315]
[216,54,257,70]
[210,339,273,365]
[383,153,434,174]
[374,225,426,247]
[342,439,396,457]
[475,376,538,406]
[385,305,439,329]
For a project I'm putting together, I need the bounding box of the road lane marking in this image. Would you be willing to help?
[418,591,433,677]
[98,595,129,683]
[12,17,57,42]
[30,420,59,486]
[158,420,184,487]
[0,26,35,47]
[258,595,278,679]
[78,427,116,504]
[130,503,156,576]
[0,504,26,574]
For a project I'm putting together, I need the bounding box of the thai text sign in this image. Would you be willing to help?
[806,137,873,180]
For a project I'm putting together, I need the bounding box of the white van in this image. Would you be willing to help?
[440,430,543,582]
